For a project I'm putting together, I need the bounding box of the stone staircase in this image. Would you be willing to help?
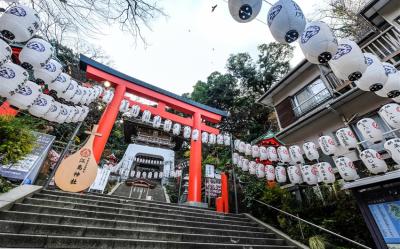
[0,189,304,248]
[112,182,166,202]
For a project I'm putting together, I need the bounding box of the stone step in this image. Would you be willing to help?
[0,211,270,238]
[0,233,297,249]
[0,220,286,245]
[41,189,236,217]
[11,203,264,232]
[31,193,248,222]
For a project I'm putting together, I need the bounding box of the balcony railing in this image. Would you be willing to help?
[293,88,332,117]
[362,26,400,66]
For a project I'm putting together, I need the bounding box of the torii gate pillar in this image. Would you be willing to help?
[187,112,202,204]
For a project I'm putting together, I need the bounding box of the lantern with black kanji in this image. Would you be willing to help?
[267,146,278,162]
[334,157,359,181]
[260,146,268,160]
[256,163,265,178]
[252,145,260,158]
[33,59,62,85]
[0,62,28,98]
[249,161,257,175]
[208,133,217,145]
[0,39,12,66]
[379,103,400,129]
[19,38,53,70]
[318,135,337,156]
[277,146,290,163]
[288,165,303,184]
[192,129,200,141]
[217,134,224,145]
[8,81,40,110]
[317,162,336,184]
[289,145,304,164]
[360,149,388,174]
[245,143,252,156]
[152,115,162,128]
[141,110,152,123]
[275,165,287,183]
[384,138,400,165]
[336,127,358,151]
[183,126,191,139]
[375,62,400,98]
[242,158,249,171]
[119,99,130,113]
[202,132,209,144]
[265,164,275,181]
[302,141,319,161]
[301,164,319,185]
[356,118,383,144]
[28,93,54,118]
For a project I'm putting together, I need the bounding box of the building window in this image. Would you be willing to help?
[293,78,331,117]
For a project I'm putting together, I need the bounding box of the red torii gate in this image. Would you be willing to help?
[80,55,228,205]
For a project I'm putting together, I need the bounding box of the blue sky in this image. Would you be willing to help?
[88,0,323,95]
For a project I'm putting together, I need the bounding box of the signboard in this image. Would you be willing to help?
[205,164,215,178]
[55,125,100,192]
[89,167,111,193]
[205,178,221,198]
[0,131,55,183]
[369,201,400,248]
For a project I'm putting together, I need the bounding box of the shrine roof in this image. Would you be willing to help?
[79,55,228,117]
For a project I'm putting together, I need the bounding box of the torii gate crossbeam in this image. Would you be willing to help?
[80,55,228,206]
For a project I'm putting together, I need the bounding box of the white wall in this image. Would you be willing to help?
[116,144,175,181]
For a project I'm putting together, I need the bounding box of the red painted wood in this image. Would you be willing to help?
[86,66,222,123]
[188,112,202,203]
[216,197,223,213]
[0,102,18,117]
[221,172,229,213]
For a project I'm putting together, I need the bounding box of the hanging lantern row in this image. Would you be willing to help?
[132,170,163,179]
[121,103,231,145]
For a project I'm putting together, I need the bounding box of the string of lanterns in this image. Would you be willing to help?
[0,3,106,124]
[120,102,232,145]
[228,0,400,102]
[232,103,400,185]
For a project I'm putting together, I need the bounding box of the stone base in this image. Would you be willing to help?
[184,201,209,208]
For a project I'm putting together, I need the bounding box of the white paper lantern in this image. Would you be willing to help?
[183,126,192,139]
[384,138,400,166]
[172,123,181,136]
[277,146,290,163]
[0,39,12,66]
[55,104,70,124]
[202,132,209,144]
[28,93,54,117]
[48,73,71,94]
[301,164,318,185]
[129,105,141,117]
[356,118,383,144]
[192,129,200,141]
[163,119,172,132]
[43,101,61,122]
[268,0,306,44]
[242,159,249,172]
[78,88,89,105]
[234,140,240,151]
[317,162,335,184]
[33,59,62,85]
[336,127,358,151]
[224,134,231,146]
[0,62,28,98]
[119,99,130,113]
[70,85,84,104]
[318,135,337,156]
[300,21,338,64]
[265,165,275,181]
[259,146,268,160]
[251,145,260,158]
[239,141,246,153]
[0,4,40,42]
[233,153,239,165]
[72,106,82,123]
[102,90,114,104]
[217,134,224,145]
[256,163,265,178]
[356,53,387,92]
[249,161,257,175]
[238,156,244,169]
[289,145,304,164]
[379,103,400,129]
[287,165,303,184]
[79,106,89,121]
[334,157,359,181]
[375,62,400,98]
[302,142,319,161]
[61,79,78,100]
[245,143,252,156]
[209,134,217,145]
[154,172,159,179]
[7,81,40,110]
[140,110,151,123]
[328,38,367,81]
[152,115,162,128]
[228,0,262,23]
[19,38,53,70]
[275,165,287,183]
[267,146,278,162]
[84,88,95,105]
[360,149,388,174]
